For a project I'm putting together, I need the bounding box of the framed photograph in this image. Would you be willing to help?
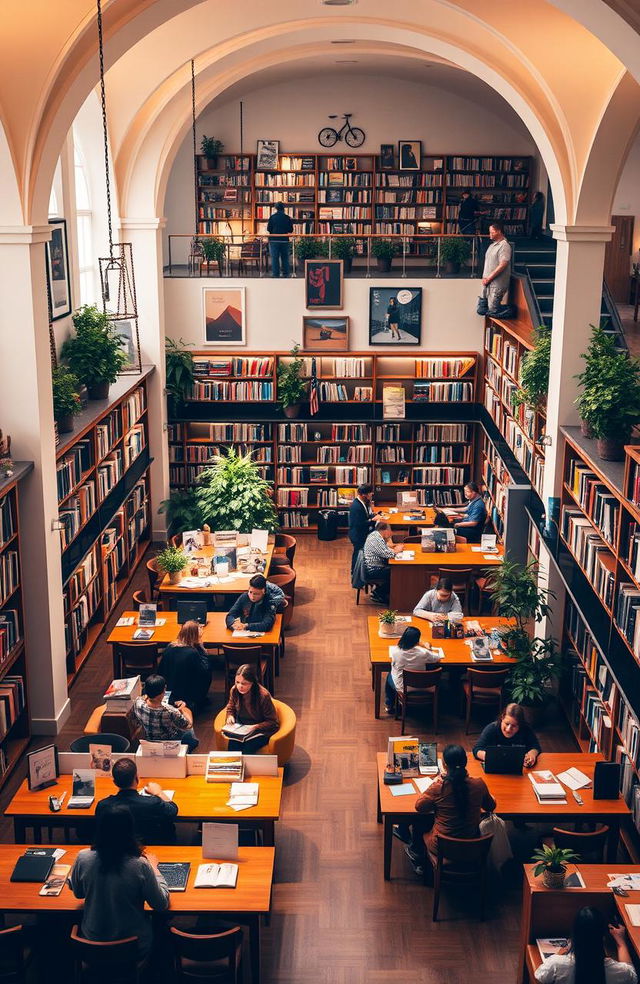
[344,157,357,171]
[398,140,422,171]
[45,219,72,321]
[380,144,395,169]
[256,139,279,171]
[116,318,142,374]
[303,316,349,351]
[203,287,246,345]
[305,260,343,310]
[369,287,422,345]
[27,744,59,791]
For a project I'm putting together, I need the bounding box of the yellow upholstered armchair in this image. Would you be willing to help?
[213,699,297,767]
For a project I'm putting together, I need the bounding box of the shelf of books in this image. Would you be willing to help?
[168,421,274,489]
[56,371,154,683]
[197,154,253,236]
[373,154,443,242]
[317,154,375,237]
[0,462,33,790]
[444,156,530,236]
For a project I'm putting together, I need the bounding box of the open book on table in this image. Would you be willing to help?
[194,862,238,889]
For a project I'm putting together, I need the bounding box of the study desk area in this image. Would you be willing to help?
[158,542,276,600]
[388,543,504,610]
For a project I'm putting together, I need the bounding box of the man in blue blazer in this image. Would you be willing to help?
[348,483,376,573]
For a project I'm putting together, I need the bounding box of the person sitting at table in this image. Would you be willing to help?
[472,702,541,768]
[413,576,463,623]
[384,625,440,714]
[363,521,403,605]
[403,743,496,876]
[225,574,278,633]
[445,481,487,543]
[158,620,212,711]
[225,663,279,755]
[535,905,637,983]
[131,674,199,752]
[95,757,178,844]
[69,806,170,959]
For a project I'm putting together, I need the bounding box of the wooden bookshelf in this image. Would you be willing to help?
[444,155,530,236]
[317,154,374,237]
[0,461,33,790]
[57,370,154,684]
[374,154,444,239]
[197,154,253,236]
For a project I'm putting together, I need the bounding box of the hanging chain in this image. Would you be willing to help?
[192,59,199,239]
[240,99,245,236]
[96,0,114,256]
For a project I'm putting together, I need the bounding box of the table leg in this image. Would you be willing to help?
[262,820,275,848]
[273,643,280,678]
[374,668,381,719]
[607,818,620,862]
[384,816,393,881]
[111,644,119,678]
[268,650,276,696]
[248,913,261,984]
[13,818,26,841]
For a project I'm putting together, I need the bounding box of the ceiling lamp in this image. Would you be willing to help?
[322,0,357,6]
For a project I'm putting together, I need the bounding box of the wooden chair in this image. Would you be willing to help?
[0,925,30,984]
[433,566,473,608]
[268,570,296,606]
[170,533,183,549]
[454,535,467,544]
[462,667,510,733]
[146,557,162,601]
[272,533,296,569]
[238,238,263,276]
[113,642,159,680]
[355,571,388,606]
[214,699,296,767]
[70,925,141,984]
[425,832,494,921]
[473,575,495,616]
[552,824,610,862]
[70,732,131,753]
[222,644,270,697]
[170,925,243,983]
[396,667,442,735]
[403,535,422,544]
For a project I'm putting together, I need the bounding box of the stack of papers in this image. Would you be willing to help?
[394,551,415,561]
[226,782,259,811]
[556,767,591,790]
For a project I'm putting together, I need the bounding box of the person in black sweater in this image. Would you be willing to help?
[158,620,212,710]
[348,483,376,573]
[529,191,545,240]
[266,202,294,278]
[458,190,481,234]
[225,576,277,633]
[95,758,178,844]
[473,702,541,767]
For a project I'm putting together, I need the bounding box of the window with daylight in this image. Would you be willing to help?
[74,140,96,306]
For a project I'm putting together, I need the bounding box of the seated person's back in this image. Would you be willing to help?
[95,757,178,845]
[131,673,198,751]
[159,620,211,710]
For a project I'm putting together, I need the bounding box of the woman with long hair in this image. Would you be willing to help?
[158,619,212,710]
[225,663,279,755]
[69,807,169,957]
[535,906,637,983]
[473,702,541,768]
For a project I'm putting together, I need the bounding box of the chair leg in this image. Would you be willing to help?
[465,692,472,734]
[432,864,441,921]
[401,699,406,736]
[480,867,487,921]
[433,691,438,735]
[356,588,360,605]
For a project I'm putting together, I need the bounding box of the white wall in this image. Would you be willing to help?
[613,127,640,261]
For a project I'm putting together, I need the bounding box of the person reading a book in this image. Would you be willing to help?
[445,481,487,543]
[132,675,199,752]
[413,577,463,623]
[535,905,637,983]
[224,663,279,755]
[225,575,278,633]
[363,522,403,604]
[159,620,212,711]
[472,703,541,767]
[95,757,178,845]
[385,626,440,714]
[69,806,169,959]
[403,744,496,876]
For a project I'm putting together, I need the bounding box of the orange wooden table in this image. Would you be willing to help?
[388,542,504,610]
[377,507,436,529]
[6,771,283,846]
[0,844,273,984]
[367,615,516,717]
[376,752,629,879]
[157,542,275,598]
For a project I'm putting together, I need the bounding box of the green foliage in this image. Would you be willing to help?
[371,238,399,260]
[277,345,307,409]
[195,448,279,534]
[61,305,127,387]
[295,237,321,262]
[439,237,471,264]
[155,545,189,575]
[201,238,226,263]
[200,136,224,158]
[158,488,201,536]
[165,337,195,406]
[575,325,640,440]
[512,326,551,411]
[531,845,579,876]
[378,610,398,624]
[51,367,82,420]
[331,236,356,260]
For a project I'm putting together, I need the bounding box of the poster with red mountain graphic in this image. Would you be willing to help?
[203,288,246,345]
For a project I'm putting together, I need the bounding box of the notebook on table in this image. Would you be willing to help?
[11,853,55,883]
[157,862,191,892]
[194,863,238,889]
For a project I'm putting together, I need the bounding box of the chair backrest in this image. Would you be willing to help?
[437,832,494,867]
[222,645,264,685]
[70,732,131,753]
[438,566,473,579]
[467,667,510,692]
[70,925,139,975]
[268,572,296,602]
[169,533,183,549]
[170,925,243,966]
[241,239,261,258]
[146,558,161,598]
[114,642,159,675]
[402,667,442,692]
[553,825,609,859]
[131,589,148,610]
[454,535,467,544]
[274,533,296,565]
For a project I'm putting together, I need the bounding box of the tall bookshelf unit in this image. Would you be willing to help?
[0,462,32,789]
[57,370,154,684]
[444,156,530,236]
[197,155,253,236]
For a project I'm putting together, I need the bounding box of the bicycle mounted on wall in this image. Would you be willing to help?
[318,114,366,148]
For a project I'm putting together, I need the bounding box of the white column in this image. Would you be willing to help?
[0,226,70,733]
[119,218,170,540]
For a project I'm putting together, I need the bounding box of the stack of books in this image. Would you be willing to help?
[528,770,566,804]
[103,676,142,712]
[206,751,244,783]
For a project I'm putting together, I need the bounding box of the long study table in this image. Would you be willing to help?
[388,542,504,610]
[376,507,436,529]
[376,752,630,879]
[158,542,275,601]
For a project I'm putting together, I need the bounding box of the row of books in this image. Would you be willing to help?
[561,507,615,610]
[279,510,311,528]
[415,357,475,379]
[0,610,20,662]
[448,173,528,188]
[170,443,271,464]
[630,463,640,507]
[317,382,372,402]
[315,446,372,464]
[413,467,466,485]
[124,424,146,469]
[199,206,249,220]
[122,387,146,433]
[0,675,25,740]
[276,488,311,507]
[197,155,251,171]
[616,583,640,658]
[189,381,274,401]
[0,496,15,547]
[96,410,122,462]
[502,340,519,380]
[317,222,372,235]
[318,172,371,187]
[583,687,612,754]
[319,206,370,220]
[276,466,370,485]
[333,358,369,378]
[255,190,315,203]
[377,446,407,463]
[96,449,124,501]
[565,598,617,710]
[617,698,640,771]
[376,173,442,188]
[170,422,271,443]
[567,458,619,546]
[413,381,474,402]
[0,552,19,605]
[255,173,315,187]
[415,445,470,464]
[198,173,251,187]
[103,530,127,613]
[65,547,98,607]
[374,206,438,220]
[192,357,274,378]
[65,578,102,658]
[57,439,93,503]
[448,156,529,171]
[170,464,270,486]
[626,522,640,583]
[59,480,97,551]
[377,190,441,204]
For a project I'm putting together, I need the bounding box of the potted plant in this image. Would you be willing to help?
[52,367,82,434]
[439,237,471,274]
[371,238,398,273]
[293,237,320,272]
[201,237,225,274]
[512,326,551,412]
[165,337,195,411]
[158,488,202,538]
[331,236,356,274]
[576,326,640,460]
[575,325,617,437]
[61,305,127,400]
[378,610,402,638]
[155,545,189,585]
[531,845,579,889]
[277,345,307,418]
[196,448,279,534]
[200,135,224,170]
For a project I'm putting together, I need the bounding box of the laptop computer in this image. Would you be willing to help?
[418,741,438,775]
[483,745,526,775]
[176,599,208,625]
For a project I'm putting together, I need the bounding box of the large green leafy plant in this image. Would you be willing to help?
[277,345,307,410]
[575,325,640,440]
[165,337,195,406]
[512,326,551,411]
[196,448,279,534]
[439,237,471,265]
[158,489,202,536]
[61,305,127,389]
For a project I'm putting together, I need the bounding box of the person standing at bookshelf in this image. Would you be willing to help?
[267,202,294,278]
[348,483,376,573]
[529,191,545,240]
[225,664,279,755]
[481,220,512,314]
[458,190,481,235]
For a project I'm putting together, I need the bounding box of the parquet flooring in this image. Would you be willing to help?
[0,535,578,983]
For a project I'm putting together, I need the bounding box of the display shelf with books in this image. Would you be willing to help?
[444,156,530,236]
[277,354,374,405]
[373,154,444,242]
[316,154,374,236]
[197,154,253,237]
[168,420,274,489]
[254,155,317,236]
[374,354,478,405]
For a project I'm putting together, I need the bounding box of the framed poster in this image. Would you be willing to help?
[116,318,142,374]
[305,260,343,310]
[203,287,246,345]
[369,287,422,345]
[398,140,422,171]
[256,139,279,171]
[46,219,72,321]
[27,744,59,791]
[380,144,395,169]
[303,316,349,351]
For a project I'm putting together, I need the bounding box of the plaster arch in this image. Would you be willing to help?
[0,118,23,228]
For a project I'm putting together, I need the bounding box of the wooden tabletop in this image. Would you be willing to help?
[525,863,640,894]
[6,772,284,823]
[377,508,436,528]
[0,844,274,914]
[158,542,275,595]
[107,612,282,648]
[388,542,504,568]
[368,616,517,666]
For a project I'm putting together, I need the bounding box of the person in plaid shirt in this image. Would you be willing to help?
[132,675,199,751]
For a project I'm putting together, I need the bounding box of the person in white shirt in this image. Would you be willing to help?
[413,577,463,623]
[481,220,512,315]
[385,625,440,713]
[535,906,637,984]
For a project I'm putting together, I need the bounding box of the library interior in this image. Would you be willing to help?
[3,0,640,981]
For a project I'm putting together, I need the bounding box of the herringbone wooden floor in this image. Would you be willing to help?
[0,536,577,983]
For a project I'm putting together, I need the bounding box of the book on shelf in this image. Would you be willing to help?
[0,609,20,661]
[527,770,566,803]
[0,495,15,545]
[194,862,238,890]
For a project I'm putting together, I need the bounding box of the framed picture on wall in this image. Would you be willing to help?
[369,287,422,345]
[305,260,343,310]
[45,218,72,321]
[303,316,349,351]
[256,139,279,171]
[203,287,246,345]
[379,144,395,169]
[116,318,142,374]
[398,140,422,171]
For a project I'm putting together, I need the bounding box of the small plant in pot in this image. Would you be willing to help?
[439,237,471,275]
[511,325,550,413]
[371,238,398,273]
[201,237,225,274]
[331,236,356,274]
[575,325,640,460]
[378,610,401,638]
[293,237,320,271]
[200,135,224,170]
[277,345,307,419]
[61,305,127,400]
[52,367,82,434]
[531,844,579,889]
[155,545,189,585]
